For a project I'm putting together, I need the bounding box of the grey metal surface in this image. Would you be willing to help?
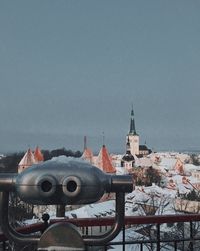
[0,174,17,191]
[14,160,133,205]
[15,160,109,205]
[84,192,125,246]
[38,222,85,251]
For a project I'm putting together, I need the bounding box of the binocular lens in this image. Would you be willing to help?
[41,180,53,193]
[62,176,81,197]
[37,176,57,197]
[66,180,77,193]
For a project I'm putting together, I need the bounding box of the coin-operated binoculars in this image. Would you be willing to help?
[0,158,133,250]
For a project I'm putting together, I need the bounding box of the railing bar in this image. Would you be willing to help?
[110,235,198,245]
[1,215,200,249]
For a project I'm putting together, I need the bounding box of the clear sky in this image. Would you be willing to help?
[0,1,200,153]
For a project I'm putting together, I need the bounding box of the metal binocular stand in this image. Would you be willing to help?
[0,159,133,250]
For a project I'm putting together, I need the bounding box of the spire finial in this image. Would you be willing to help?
[102,131,105,146]
[84,136,87,150]
[131,103,134,116]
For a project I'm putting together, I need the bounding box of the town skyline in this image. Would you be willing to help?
[0,1,200,153]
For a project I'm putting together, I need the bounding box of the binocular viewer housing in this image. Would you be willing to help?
[1,159,133,205]
[0,158,133,248]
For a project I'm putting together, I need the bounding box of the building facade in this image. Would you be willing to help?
[125,107,151,158]
[126,107,139,156]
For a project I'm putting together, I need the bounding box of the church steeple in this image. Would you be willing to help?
[126,106,139,155]
[129,105,137,135]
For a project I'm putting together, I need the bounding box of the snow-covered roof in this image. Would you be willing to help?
[64,200,116,219]
[184,164,200,172]
[159,158,177,170]
[135,157,153,167]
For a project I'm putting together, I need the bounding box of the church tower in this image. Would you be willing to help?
[121,136,135,171]
[126,106,139,155]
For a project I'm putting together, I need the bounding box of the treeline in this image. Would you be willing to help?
[0,148,82,173]
[42,148,82,160]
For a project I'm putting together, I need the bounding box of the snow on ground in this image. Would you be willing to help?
[184,163,200,172]
[159,158,177,171]
[110,228,148,251]
[110,226,181,251]
[41,184,177,221]
[125,185,176,216]
[64,200,115,219]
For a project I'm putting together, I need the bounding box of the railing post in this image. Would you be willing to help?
[156,223,160,251]
[41,213,50,233]
[122,222,125,251]
[174,241,177,251]
[189,221,194,251]
[2,241,6,251]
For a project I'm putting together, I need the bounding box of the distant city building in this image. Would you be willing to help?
[18,148,37,173]
[97,145,116,173]
[34,146,44,162]
[121,137,135,172]
[139,145,151,156]
[18,147,44,173]
[191,171,200,180]
[126,107,151,158]
[127,107,139,156]
[81,137,116,173]
[82,107,152,172]
[81,136,94,164]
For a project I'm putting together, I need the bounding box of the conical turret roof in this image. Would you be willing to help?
[97,145,116,173]
[34,146,44,162]
[82,147,94,164]
[18,148,37,173]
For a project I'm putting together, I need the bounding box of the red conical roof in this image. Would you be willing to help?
[97,145,116,173]
[18,148,37,173]
[34,146,44,162]
[82,147,93,164]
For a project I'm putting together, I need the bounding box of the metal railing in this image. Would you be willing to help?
[1,214,200,250]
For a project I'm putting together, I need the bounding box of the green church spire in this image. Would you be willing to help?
[129,105,137,135]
